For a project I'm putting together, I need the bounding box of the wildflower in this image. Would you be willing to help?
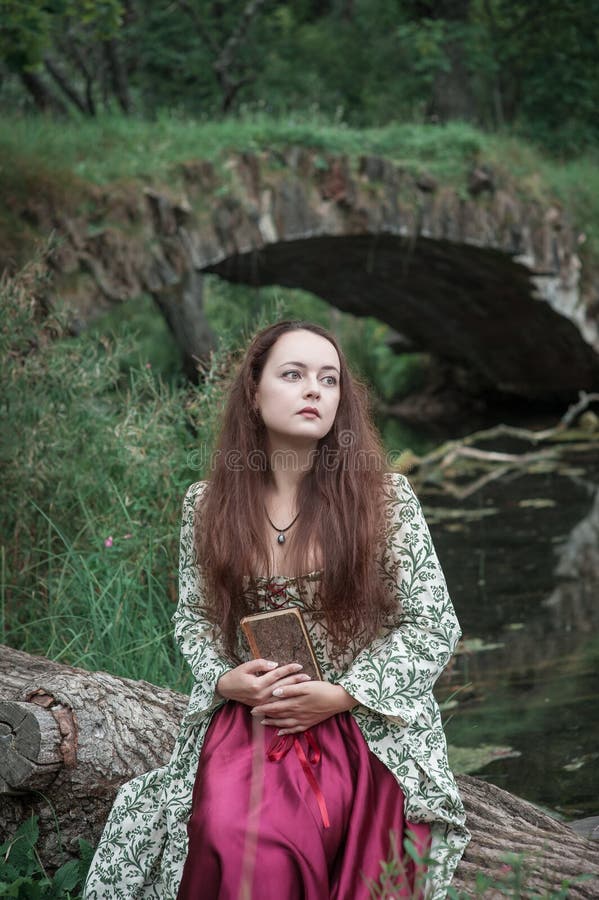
[104,536,114,548]
[124,533,133,539]
[145,362,152,369]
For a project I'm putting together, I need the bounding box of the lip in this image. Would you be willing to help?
[298,407,320,418]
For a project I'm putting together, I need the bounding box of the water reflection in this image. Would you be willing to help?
[426,450,599,819]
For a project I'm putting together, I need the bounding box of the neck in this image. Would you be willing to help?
[265,435,318,498]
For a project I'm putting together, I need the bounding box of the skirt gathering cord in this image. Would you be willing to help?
[177,701,430,900]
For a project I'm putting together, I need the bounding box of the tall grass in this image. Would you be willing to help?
[0,248,226,688]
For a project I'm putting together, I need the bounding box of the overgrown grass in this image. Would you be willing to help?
[0,248,429,686]
[0,112,487,184]
[0,250,223,688]
[1,111,597,270]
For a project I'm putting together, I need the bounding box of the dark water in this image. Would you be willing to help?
[422,446,599,821]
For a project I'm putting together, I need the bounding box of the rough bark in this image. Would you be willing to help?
[452,776,599,898]
[421,0,476,123]
[1,644,598,896]
[144,189,216,380]
[0,644,187,859]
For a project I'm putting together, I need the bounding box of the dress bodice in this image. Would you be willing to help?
[243,570,324,611]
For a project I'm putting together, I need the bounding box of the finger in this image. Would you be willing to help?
[250,674,310,706]
[269,674,311,693]
[260,717,298,729]
[270,680,313,698]
[251,700,291,717]
[252,695,308,716]
[244,658,279,674]
[276,725,308,735]
[260,662,305,684]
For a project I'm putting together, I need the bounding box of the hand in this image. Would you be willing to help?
[251,681,358,734]
[216,659,311,708]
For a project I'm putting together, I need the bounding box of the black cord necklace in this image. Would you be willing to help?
[264,507,301,544]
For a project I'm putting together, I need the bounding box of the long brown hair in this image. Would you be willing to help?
[194,319,393,660]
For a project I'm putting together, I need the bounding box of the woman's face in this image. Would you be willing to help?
[254,329,341,445]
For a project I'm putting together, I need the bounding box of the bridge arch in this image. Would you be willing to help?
[144,149,598,398]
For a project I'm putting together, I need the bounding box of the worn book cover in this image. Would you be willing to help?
[240,607,322,681]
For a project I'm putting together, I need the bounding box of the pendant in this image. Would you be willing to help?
[277,533,286,544]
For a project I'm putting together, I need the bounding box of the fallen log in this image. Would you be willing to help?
[0,644,187,863]
[1,644,598,897]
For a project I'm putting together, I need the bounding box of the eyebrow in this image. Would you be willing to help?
[277,360,340,374]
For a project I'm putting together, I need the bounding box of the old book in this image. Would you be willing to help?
[240,607,322,681]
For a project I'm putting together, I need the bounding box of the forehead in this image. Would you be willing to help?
[266,330,340,368]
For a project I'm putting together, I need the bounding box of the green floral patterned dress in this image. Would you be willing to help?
[83,472,469,900]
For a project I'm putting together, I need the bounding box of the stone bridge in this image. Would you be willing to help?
[44,147,599,398]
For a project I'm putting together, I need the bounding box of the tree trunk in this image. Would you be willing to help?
[422,0,476,123]
[1,645,598,896]
[103,39,132,114]
[43,57,89,116]
[0,644,187,860]
[452,775,599,898]
[19,71,68,116]
[144,189,217,381]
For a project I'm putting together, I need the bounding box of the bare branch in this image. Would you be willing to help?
[177,0,219,54]
[406,392,599,498]
[43,57,88,115]
[215,0,268,77]
[178,0,268,111]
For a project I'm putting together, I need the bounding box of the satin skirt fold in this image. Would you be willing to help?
[177,702,430,900]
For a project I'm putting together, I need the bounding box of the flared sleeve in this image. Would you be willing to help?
[172,481,232,714]
[337,472,460,727]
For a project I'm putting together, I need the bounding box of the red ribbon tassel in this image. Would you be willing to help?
[267,729,330,829]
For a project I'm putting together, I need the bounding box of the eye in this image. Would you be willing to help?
[282,370,338,386]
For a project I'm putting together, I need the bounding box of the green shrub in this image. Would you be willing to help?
[0,816,93,899]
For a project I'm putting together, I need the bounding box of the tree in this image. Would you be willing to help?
[176,0,270,112]
[477,0,599,150]
[0,0,130,115]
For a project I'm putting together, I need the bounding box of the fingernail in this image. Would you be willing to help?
[272,688,283,697]
[267,661,278,668]
[277,730,286,736]
[300,674,311,681]
[292,664,303,671]
[260,720,267,725]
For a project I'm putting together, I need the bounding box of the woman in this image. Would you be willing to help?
[84,320,469,900]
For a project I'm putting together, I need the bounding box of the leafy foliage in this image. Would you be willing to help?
[0,815,93,899]
[1,1,597,154]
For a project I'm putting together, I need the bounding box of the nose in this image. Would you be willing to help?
[303,378,320,399]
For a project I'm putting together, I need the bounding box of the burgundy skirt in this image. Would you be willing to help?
[178,702,430,900]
